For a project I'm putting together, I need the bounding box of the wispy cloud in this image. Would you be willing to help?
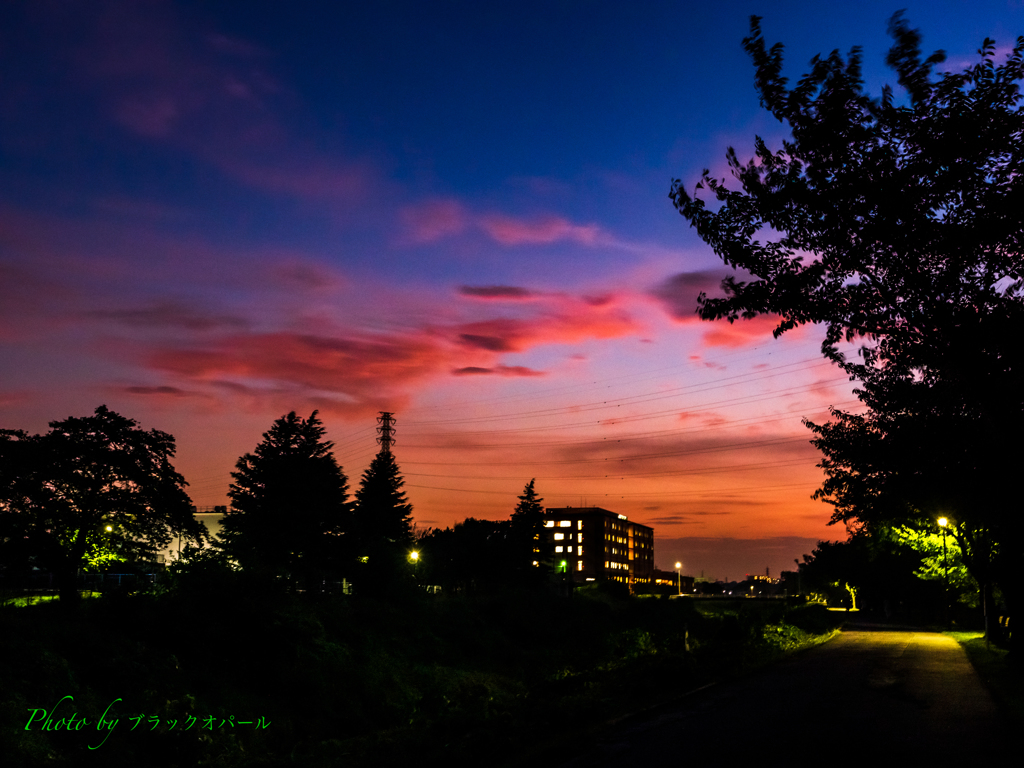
[458,285,536,300]
[400,199,468,243]
[451,365,545,377]
[451,295,638,354]
[398,199,610,249]
[90,302,249,332]
[478,214,603,246]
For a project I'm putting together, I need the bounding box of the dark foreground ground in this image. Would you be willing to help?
[559,628,1010,764]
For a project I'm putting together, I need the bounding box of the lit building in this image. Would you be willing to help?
[544,507,654,591]
[653,569,695,594]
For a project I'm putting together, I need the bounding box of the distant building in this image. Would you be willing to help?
[653,569,695,594]
[544,507,654,592]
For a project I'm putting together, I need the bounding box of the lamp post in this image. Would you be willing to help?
[938,518,949,628]
[675,562,682,596]
[409,550,419,585]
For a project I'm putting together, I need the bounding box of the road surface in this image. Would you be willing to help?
[561,630,1009,763]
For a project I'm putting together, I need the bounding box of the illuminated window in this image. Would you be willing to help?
[554,533,564,540]
[578,547,583,556]
[544,521,554,528]
[555,546,563,553]
[577,533,582,543]
[605,561,610,568]
[577,560,583,571]
[577,520,582,530]
[558,520,571,528]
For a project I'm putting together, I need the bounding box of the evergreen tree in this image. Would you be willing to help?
[353,449,414,593]
[510,479,550,583]
[219,411,351,589]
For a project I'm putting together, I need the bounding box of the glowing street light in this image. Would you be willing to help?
[408,551,420,563]
[938,517,950,627]
[675,561,682,596]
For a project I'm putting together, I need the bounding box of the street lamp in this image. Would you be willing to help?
[675,562,682,596]
[938,518,949,627]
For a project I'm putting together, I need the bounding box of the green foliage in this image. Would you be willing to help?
[0,406,205,602]
[218,411,352,589]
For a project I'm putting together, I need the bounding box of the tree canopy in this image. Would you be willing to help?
[0,406,205,602]
[219,411,352,588]
[671,14,1024,624]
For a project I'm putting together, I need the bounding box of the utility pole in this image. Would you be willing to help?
[376,412,395,455]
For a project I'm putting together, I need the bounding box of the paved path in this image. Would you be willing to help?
[562,630,1009,764]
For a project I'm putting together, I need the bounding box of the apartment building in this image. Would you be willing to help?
[544,507,654,591]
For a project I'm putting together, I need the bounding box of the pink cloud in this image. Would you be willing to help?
[478,214,604,246]
[458,285,536,300]
[451,365,546,377]
[90,302,249,332]
[400,199,468,243]
[124,385,195,398]
[0,390,33,408]
[650,268,756,322]
[269,260,343,291]
[144,330,448,415]
[451,294,638,355]
[701,316,794,348]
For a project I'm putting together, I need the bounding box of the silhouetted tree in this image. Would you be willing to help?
[219,411,352,590]
[510,479,550,584]
[0,406,205,602]
[671,14,1024,635]
[418,518,511,593]
[352,449,414,594]
[800,532,939,617]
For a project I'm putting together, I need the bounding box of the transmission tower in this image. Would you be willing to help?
[376,412,396,455]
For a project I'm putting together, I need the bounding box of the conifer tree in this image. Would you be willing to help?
[352,449,414,592]
[510,478,550,581]
[219,411,351,589]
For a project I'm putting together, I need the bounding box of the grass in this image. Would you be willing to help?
[948,631,1024,726]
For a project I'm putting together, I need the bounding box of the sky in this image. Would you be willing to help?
[2,0,1021,581]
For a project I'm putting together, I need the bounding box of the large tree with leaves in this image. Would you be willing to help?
[671,14,1024,628]
[219,411,352,589]
[0,406,205,602]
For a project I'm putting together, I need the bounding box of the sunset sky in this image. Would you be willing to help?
[2,1,1020,580]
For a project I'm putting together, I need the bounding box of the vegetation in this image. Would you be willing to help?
[416,479,551,594]
[671,14,1024,639]
[218,411,352,590]
[0,406,206,604]
[352,448,415,595]
[0,584,841,768]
